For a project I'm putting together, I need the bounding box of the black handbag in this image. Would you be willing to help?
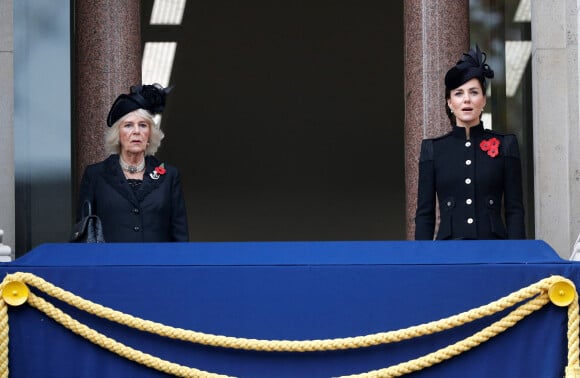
[70,200,105,243]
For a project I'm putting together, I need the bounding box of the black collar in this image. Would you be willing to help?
[451,123,485,139]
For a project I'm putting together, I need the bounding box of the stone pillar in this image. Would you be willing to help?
[0,0,14,252]
[531,0,579,257]
[403,1,470,239]
[73,0,141,195]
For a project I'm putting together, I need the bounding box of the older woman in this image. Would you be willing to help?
[415,46,526,240]
[77,84,189,242]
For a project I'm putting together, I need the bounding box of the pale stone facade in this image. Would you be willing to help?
[0,0,14,257]
[532,0,580,257]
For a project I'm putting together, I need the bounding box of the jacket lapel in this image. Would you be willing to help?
[101,155,140,207]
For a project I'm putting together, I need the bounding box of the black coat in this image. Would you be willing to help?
[415,124,526,240]
[78,154,189,242]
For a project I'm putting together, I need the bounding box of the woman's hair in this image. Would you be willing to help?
[104,108,165,155]
[444,77,486,126]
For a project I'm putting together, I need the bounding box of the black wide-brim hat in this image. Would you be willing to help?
[444,45,494,90]
[107,83,172,127]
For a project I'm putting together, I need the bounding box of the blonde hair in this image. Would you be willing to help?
[104,109,165,155]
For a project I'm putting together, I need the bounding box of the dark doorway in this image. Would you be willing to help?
[142,1,405,241]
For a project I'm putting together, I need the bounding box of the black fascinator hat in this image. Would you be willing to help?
[106,83,173,127]
[444,45,494,91]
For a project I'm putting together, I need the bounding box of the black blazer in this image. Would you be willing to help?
[415,124,526,240]
[78,154,189,242]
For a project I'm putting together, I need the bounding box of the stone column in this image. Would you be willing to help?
[0,0,14,253]
[73,0,141,195]
[531,0,579,257]
[403,0,470,239]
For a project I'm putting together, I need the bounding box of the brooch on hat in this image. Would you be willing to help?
[480,138,500,158]
[150,163,167,180]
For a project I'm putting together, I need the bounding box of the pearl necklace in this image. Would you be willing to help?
[119,156,145,174]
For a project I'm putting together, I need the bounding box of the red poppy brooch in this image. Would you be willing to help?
[480,137,500,158]
[150,163,166,180]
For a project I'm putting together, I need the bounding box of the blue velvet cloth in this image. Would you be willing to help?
[1,240,576,377]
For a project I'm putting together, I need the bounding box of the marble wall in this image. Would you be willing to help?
[403,0,469,239]
[73,0,142,192]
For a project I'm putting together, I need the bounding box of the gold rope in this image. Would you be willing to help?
[0,298,8,378]
[567,293,580,377]
[27,292,231,378]
[0,272,559,351]
[0,272,577,378]
[339,294,550,377]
